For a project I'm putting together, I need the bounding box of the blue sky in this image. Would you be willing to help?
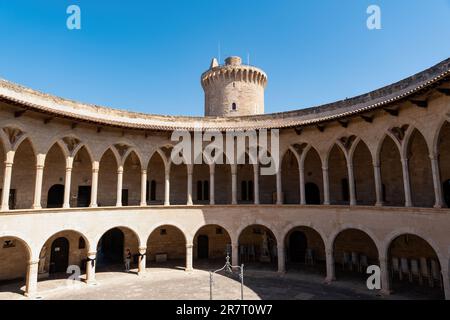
[1,1,450,116]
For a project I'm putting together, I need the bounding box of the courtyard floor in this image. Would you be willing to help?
[0,264,443,300]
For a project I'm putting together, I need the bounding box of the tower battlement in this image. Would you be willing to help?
[201,56,267,117]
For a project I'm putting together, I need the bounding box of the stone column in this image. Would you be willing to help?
[209,165,215,205]
[32,154,46,210]
[63,156,74,209]
[299,162,306,205]
[442,265,450,300]
[231,243,239,265]
[253,165,260,205]
[325,248,335,282]
[187,165,193,205]
[1,151,15,211]
[90,161,99,208]
[140,169,147,206]
[138,247,147,275]
[276,169,283,205]
[85,252,97,285]
[116,165,123,207]
[401,157,412,207]
[185,244,193,272]
[277,242,286,273]
[25,260,39,297]
[373,161,383,206]
[379,256,391,295]
[164,168,170,206]
[231,165,237,204]
[429,154,444,208]
[347,160,356,206]
[322,166,330,205]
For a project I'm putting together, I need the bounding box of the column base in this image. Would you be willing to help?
[185,268,193,272]
[85,279,98,286]
[89,204,98,208]
[433,204,443,209]
[375,202,384,207]
[1,205,9,211]
[277,269,286,274]
[380,288,391,296]
[138,271,147,276]
[32,205,42,210]
[164,202,170,206]
[140,203,147,207]
[324,276,335,284]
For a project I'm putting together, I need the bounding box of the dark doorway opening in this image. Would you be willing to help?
[305,183,321,204]
[443,180,450,207]
[197,235,209,259]
[97,228,124,266]
[289,231,307,263]
[47,184,64,208]
[77,186,91,207]
[50,237,69,274]
[122,189,129,206]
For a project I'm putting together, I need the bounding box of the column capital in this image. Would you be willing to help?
[138,247,147,255]
[321,166,329,171]
[117,166,124,174]
[186,244,193,249]
[28,260,40,266]
[141,169,147,174]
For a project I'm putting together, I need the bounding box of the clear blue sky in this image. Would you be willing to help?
[1,1,450,116]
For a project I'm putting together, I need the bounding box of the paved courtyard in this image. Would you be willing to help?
[0,265,442,300]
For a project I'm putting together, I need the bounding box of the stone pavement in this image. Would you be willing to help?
[0,267,441,300]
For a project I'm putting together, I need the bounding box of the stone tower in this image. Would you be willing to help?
[201,56,268,117]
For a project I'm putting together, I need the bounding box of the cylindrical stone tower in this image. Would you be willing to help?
[201,56,268,117]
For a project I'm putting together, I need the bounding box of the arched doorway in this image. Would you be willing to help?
[97,228,124,266]
[289,231,307,263]
[49,237,69,274]
[147,225,186,270]
[193,225,232,269]
[388,234,444,299]
[197,235,209,259]
[285,226,326,275]
[333,229,379,282]
[305,183,321,204]
[238,225,277,270]
[47,184,64,208]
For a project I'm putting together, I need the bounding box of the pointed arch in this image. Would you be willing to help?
[352,139,376,205]
[328,144,349,205]
[379,134,404,206]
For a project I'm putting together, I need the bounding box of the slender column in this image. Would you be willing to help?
[373,161,383,206]
[231,165,237,204]
[138,247,147,275]
[209,165,215,205]
[299,162,306,205]
[89,161,99,208]
[429,154,444,208]
[63,156,74,209]
[32,154,46,209]
[276,169,283,205]
[400,157,412,207]
[164,168,170,206]
[253,165,260,205]
[325,247,335,282]
[25,260,39,297]
[185,244,193,271]
[322,166,330,205]
[1,151,15,211]
[442,265,450,300]
[140,169,147,206]
[231,243,239,265]
[85,251,97,285]
[116,165,123,207]
[347,160,356,206]
[187,165,193,205]
[379,256,391,295]
[277,242,286,273]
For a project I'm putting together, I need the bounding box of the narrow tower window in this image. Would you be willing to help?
[232,103,237,111]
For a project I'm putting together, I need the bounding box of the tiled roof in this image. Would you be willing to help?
[1,58,449,131]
